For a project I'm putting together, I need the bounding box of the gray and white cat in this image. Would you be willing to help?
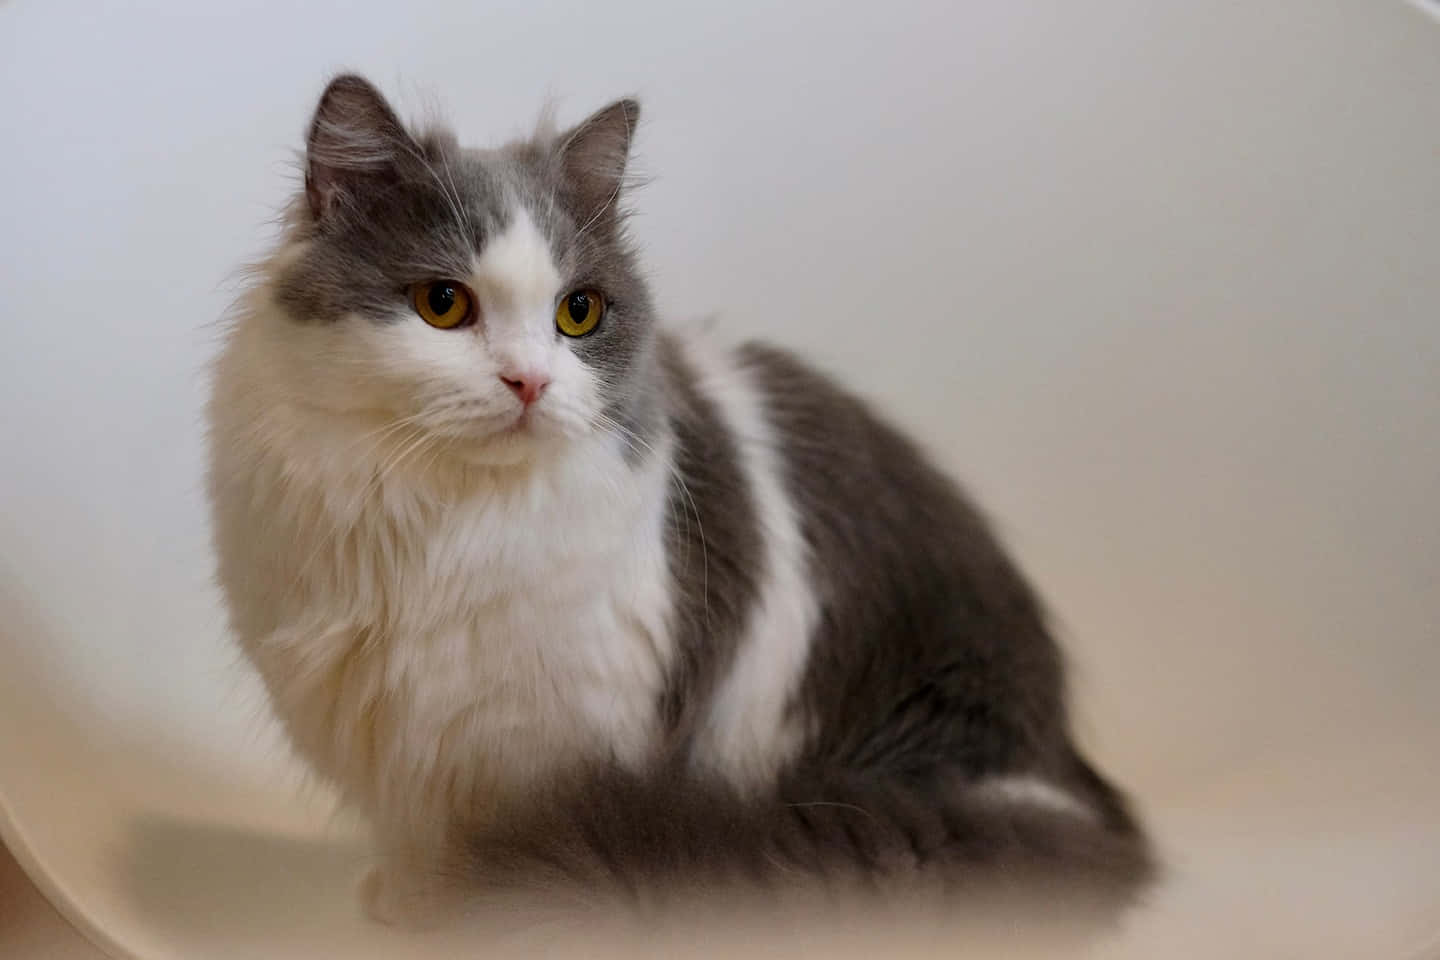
[206,75,1152,928]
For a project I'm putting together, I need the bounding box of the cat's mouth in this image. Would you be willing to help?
[500,408,535,434]
[419,401,573,465]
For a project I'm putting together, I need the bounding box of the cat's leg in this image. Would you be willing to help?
[359,853,464,929]
[248,621,465,929]
[358,797,474,929]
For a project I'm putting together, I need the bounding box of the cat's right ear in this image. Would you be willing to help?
[304,75,416,223]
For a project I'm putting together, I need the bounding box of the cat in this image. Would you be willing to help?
[206,74,1153,931]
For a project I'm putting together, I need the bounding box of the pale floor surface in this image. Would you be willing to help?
[1,841,108,960]
[5,754,1440,960]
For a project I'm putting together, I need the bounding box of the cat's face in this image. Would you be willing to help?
[267,76,652,467]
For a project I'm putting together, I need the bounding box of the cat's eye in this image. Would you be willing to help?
[555,290,604,338]
[411,280,474,329]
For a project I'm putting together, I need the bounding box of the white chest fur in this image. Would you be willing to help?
[210,389,676,851]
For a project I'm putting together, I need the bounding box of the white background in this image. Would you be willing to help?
[1,1,1438,957]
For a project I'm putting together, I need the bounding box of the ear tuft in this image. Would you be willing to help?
[305,74,416,222]
[557,98,641,225]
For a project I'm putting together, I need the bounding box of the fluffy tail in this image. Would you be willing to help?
[454,762,1155,925]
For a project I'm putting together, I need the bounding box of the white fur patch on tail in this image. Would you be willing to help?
[972,775,1095,821]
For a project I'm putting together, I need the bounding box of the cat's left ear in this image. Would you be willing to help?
[557,98,640,225]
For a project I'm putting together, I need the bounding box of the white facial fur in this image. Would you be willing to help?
[263,207,603,468]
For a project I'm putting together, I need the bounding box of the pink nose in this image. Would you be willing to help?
[500,372,550,406]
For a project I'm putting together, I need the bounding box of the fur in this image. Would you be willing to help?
[206,74,1153,930]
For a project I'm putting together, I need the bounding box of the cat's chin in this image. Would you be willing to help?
[445,422,570,469]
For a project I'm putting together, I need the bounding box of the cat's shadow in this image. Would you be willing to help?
[119,817,517,956]
[121,814,373,941]
[119,816,633,957]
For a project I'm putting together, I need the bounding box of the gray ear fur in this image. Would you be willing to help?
[305,74,419,222]
[557,98,640,225]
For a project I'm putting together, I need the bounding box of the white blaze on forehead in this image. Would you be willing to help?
[470,206,563,375]
[471,206,561,316]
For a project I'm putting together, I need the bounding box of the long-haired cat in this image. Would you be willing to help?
[206,75,1153,931]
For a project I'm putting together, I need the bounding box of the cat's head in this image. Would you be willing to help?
[260,75,654,468]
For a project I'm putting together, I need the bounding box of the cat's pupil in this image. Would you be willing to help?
[567,293,590,322]
[428,284,456,315]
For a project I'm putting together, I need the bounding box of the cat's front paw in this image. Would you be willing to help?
[358,864,460,930]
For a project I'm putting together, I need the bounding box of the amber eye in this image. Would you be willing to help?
[411,281,474,329]
[555,290,604,338]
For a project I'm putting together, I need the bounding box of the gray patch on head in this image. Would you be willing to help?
[279,76,511,323]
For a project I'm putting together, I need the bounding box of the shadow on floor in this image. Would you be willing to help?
[120,813,374,943]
